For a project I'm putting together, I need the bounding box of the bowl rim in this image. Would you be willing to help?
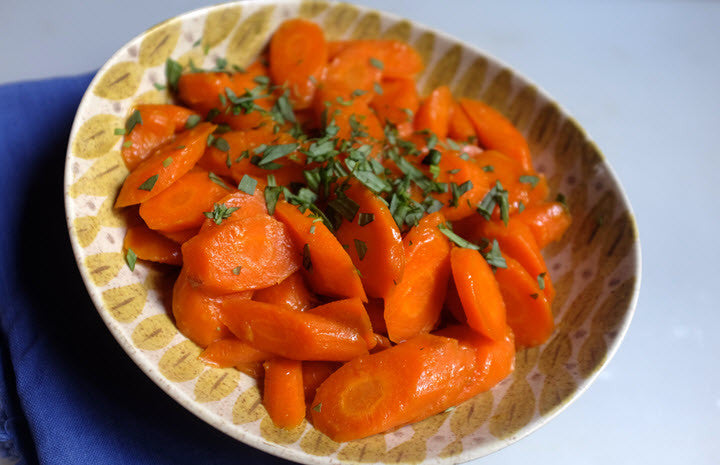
[63,1,642,463]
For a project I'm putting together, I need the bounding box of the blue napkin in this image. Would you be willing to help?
[0,75,293,465]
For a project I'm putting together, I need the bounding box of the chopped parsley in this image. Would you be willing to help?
[204,203,239,225]
[165,58,183,91]
[369,57,384,70]
[483,239,507,269]
[138,174,159,191]
[232,266,242,275]
[537,272,546,290]
[302,243,312,270]
[237,175,257,195]
[162,157,173,167]
[358,212,375,226]
[125,248,137,271]
[208,172,231,190]
[477,181,510,225]
[354,239,368,260]
[438,223,480,250]
[125,110,142,134]
[519,175,540,188]
[185,114,201,129]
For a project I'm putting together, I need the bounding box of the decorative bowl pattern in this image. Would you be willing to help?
[64,1,641,463]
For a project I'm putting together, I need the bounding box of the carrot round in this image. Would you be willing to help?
[303,361,341,400]
[370,78,419,125]
[448,101,476,142]
[157,227,199,244]
[198,189,268,232]
[450,246,507,341]
[181,213,299,293]
[434,150,491,221]
[384,212,451,343]
[414,85,453,139]
[123,224,182,266]
[514,202,572,248]
[199,127,286,177]
[263,358,306,429]
[219,298,368,361]
[307,298,376,349]
[200,338,272,368]
[253,272,313,311]
[115,122,216,208]
[269,18,327,109]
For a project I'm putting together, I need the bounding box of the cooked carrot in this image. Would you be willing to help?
[347,40,424,79]
[307,298,376,349]
[317,93,384,141]
[494,255,554,347]
[335,183,404,299]
[123,224,182,265]
[459,98,532,171]
[199,337,272,368]
[311,333,474,442]
[472,149,539,216]
[322,45,382,101]
[450,247,507,341]
[384,212,451,343]
[253,272,313,311]
[220,298,368,361]
[224,131,306,187]
[115,122,216,208]
[199,127,284,177]
[364,298,387,335]
[263,358,306,429]
[414,85,453,139]
[138,169,231,232]
[269,18,327,109]
[273,201,367,301]
[434,150,491,221]
[198,189,268,232]
[302,361,341,400]
[370,78,419,125]
[181,213,300,293]
[447,101,476,142]
[443,275,467,324]
[236,362,265,379]
[514,202,572,248]
[371,333,392,353]
[327,40,350,60]
[158,227,199,244]
[121,104,197,170]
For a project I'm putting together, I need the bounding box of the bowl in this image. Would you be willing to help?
[63,1,641,463]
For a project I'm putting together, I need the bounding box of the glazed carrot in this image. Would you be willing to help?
[307,298,376,349]
[121,104,197,170]
[138,169,231,232]
[370,78,419,125]
[158,227,199,244]
[199,127,284,177]
[200,337,272,368]
[472,149,542,215]
[364,298,387,335]
[448,101,476,142]
[514,202,572,248]
[236,362,265,379]
[198,189,268,232]
[318,94,384,140]
[371,333,392,353]
[444,275,467,324]
[273,201,367,301]
[225,132,306,187]
[414,85,453,139]
[219,298,368,361]
[384,212,451,343]
[311,333,474,442]
[450,247,507,341]
[327,40,350,60]
[181,214,300,293]
[459,98,532,171]
[322,45,382,101]
[253,272,313,311]
[343,40,424,79]
[494,255,553,347]
[123,224,182,265]
[269,18,327,109]
[302,361,341,400]
[335,183,404,299]
[434,150,491,221]
[115,122,216,208]
[263,358,306,429]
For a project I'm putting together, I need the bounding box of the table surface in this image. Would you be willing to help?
[2,1,718,463]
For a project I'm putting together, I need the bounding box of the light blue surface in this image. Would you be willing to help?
[2,1,718,463]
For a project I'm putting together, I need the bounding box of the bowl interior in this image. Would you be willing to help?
[64,1,640,463]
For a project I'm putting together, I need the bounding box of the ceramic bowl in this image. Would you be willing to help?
[64,1,641,463]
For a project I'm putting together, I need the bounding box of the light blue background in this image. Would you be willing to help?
[2,1,719,463]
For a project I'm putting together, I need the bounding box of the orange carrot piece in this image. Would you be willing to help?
[364,298,387,335]
[494,255,554,347]
[472,149,538,215]
[121,104,197,170]
[450,247,507,341]
[384,212,451,343]
[253,272,313,312]
[138,169,231,232]
[514,202,572,248]
[323,45,382,101]
[220,298,368,361]
[123,224,182,266]
[263,358,306,429]
[414,85,453,139]
[434,150,491,221]
[349,40,424,79]
[311,333,474,442]
[448,101,476,142]
[370,78,419,125]
[317,93,384,140]
[335,183,404,299]
[236,362,265,379]
[371,333,392,353]
[181,214,299,293]
[273,201,367,301]
[444,275,467,324]
[158,227,199,244]
[269,19,327,109]
[307,298,376,349]
[224,131,306,187]
[200,337,272,368]
[459,98,532,171]
[303,361,341,400]
[115,122,216,208]
[199,127,283,177]
[198,189,268,232]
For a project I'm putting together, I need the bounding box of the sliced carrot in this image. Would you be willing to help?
[219,298,368,361]
[322,45,382,101]
[158,227,199,244]
[318,93,384,141]
[138,169,231,232]
[253,272,313,311]
[450,246,507,341]
[371,334,392,353]
[263,358,306,429]
[414,85,453,139]
[199,337,272,368]
[199,126,281,177]
[224,131,306,187]
[236,362,265,379]
[494,255,554,347]
[302,361,341,400]
[335,183,404,299]
[370,78,419,126]
[346,40,424,79]
[181,214,299,293]
[472,149,538,215]
[121,104,197,170]
[307,298,376,349]
[459,98,532,171]
[327,40,350,60]
[443,274,467,324]
[434,150,491,221]
[448,101,476,142]
[311,333,473,442]
[115,122,216,208]
[269,18,327,109]
[123,224,182,265]
[198,189,268,232]
[514,202,572,248]
[384,212,451,343]
[273,201,367,301]
[364,298,387,335]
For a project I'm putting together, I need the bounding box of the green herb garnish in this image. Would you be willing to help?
[125,248,137,271]
[138,174,159,191]
[237,175,257,195]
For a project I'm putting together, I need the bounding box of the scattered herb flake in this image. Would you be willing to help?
[237,175,257,195]
[518,201,525,213]
[122,140,133,148]
[153,82,166,90]
[213,136,230,152]
[185,114,201,129]
[556,193,568,209]
[354,239,368,260]
[302,243,312,270]
[125,248,137,271]
[138,174,159,191]
[369,57,384,70]
[162,157,173,167]
[203,203,240,225]
[232,266,242,275]
[352,89,367,97]
[215,57,227,70]
[312,403,322,413]
[537,272,546,290]
[483,239,507,269]
[519,175,540,188]
[253,75,270,86]
[264,185,283,214]
[438,223,480,250]
[359,212,375,226]
[208,172,231,190]
[125,109,143,134]
[373,82,383,95]
[165,58,183,91]
[482,165,494,172]
[114,128,126,135]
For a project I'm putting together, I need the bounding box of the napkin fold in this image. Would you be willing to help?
[0,75,291,465]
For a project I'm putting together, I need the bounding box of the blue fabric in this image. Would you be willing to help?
[0,75,292,465]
